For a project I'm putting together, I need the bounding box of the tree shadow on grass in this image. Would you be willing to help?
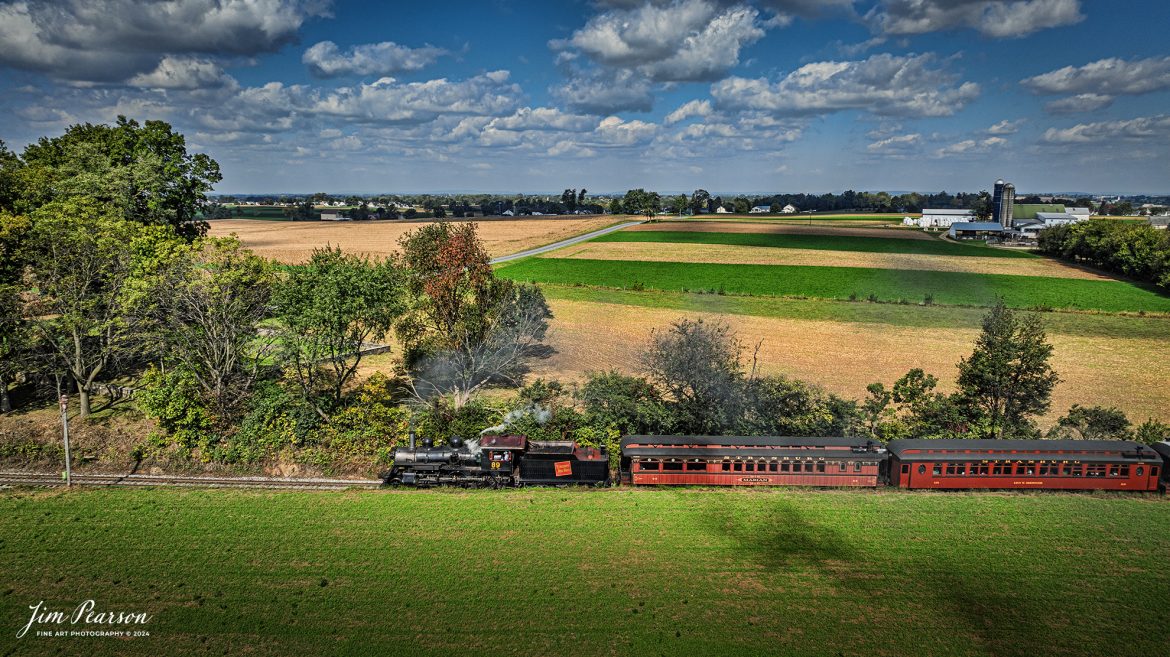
[704,494,1069,657]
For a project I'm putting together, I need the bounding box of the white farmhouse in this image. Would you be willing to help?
[781,204,797,214]
[715,206,731,214]
[750,205,771,214]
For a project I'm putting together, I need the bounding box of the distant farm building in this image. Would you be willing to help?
[948,222,1005,240]
[750,205,772,214]
[1149,216,1169,230]
[781,204,797,214]
[908,208,974,228]
[715,206,731,214]
[1012,204,1067,221]
[320,211,347,221]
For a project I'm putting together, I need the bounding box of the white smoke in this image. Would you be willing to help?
[480,404,552,436]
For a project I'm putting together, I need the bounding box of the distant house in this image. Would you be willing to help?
[1150,216,1169,230]
[320,211,345,221]
[781,204,797,214]
[949,222,1005,240]
[915,208,974,228]
[750,205,771,214]
[502,209,514,216]
[715,206,731,214]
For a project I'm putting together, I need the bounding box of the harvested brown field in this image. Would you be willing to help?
[207,216,619,263]
[528,298,1170,425]
[548,241,1111,280]
[632,220,931,239]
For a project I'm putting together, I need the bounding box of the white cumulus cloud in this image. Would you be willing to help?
[711,53,980,118]
[303,40,448,78]
[868,0,1083,38]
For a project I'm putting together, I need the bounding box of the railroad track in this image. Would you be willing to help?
[0,471,383,490]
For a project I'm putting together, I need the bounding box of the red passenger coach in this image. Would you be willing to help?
[887,439,1161,491]
[620,436,884,487]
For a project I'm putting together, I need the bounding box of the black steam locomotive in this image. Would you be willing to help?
[386,434,609,488]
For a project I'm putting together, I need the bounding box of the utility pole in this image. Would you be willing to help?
[55,375,72,487]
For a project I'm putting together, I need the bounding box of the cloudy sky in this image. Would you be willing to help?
[1,0,1168,194]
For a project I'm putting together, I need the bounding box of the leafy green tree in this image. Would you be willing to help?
[1134,419,1170,445]
[972,191,994,221]
[1048,405,1132,441]
[149,237,275,420]
[578,371,671,435]
[640,318,744,435]
[16,117,221,238]
[23,199,179,417]
[670,194,689,215]
[733,196,751,214]
[735,375,861,437]
[690,189,711,215]
[0,140,20,213]
[956,301,1060,439]
[622,189,661,219]
[274,246,405,420]
[561,189,578,213]
[0,284,30,413]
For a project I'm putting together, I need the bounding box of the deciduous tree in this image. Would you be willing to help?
[956,301,1059,439]
[274,246,404,420]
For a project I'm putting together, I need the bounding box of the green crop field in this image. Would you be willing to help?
[497,258,1170,313]
[1,488,1167,657]
[594,230,1033,258]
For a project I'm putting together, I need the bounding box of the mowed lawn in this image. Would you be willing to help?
[1,488,1167,657]
[594,230,1032,258]
[497,258,1170,313]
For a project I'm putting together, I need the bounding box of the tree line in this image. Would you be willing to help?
[1038,221,1170,292]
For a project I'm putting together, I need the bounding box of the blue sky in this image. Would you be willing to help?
[1,0,1168,194]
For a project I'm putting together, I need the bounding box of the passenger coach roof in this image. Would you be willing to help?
[887,439,1157,458]
[620,435,875,449]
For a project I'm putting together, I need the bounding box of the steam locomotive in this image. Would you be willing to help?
[387,434,1170,492]
[386,434,609,488]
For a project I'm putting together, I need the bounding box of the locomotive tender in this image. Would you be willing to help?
[387,434,1168,493]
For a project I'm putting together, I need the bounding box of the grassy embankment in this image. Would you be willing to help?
[1,487,1167,657]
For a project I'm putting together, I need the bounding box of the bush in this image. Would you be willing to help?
[312,373,411,464]
[213,380,319,464]
[136,366,216,451]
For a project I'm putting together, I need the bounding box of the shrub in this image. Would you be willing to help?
[136,366,216,451]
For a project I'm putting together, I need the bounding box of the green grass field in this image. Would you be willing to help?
[594,230,1032,258]
[1,487,1167,657]
[498,258,1170,313]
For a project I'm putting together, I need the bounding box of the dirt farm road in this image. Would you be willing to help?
[489,220,645,264]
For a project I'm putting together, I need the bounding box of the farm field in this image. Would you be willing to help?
[691,213,908,225]
[529,293,1170,424]
[555,242,1106,279]
[498,258,1170,313]
[207,215,618,263]
[1,487,1167,657]
[599,224,1029,256]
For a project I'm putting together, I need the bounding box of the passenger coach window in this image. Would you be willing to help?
[854,462,862,472]
[816,462,826,473]
[1136,467,1144,477]
[686,462,706,471]
[902,464,910,474]
[840,462,848,472]
[664,462,683,471]
[722,462,731,472]
[781,463,791,473]
[932,465,942,476]
[918,465,926,475]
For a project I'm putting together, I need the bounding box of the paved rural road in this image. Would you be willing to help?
[489,219,645,264]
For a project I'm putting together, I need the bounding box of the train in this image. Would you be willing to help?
[388,434,1170,492]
